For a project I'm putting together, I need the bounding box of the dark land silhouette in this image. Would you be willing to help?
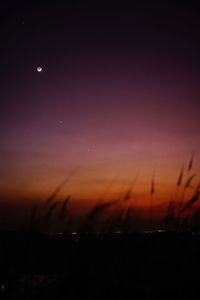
[0,230,200,299]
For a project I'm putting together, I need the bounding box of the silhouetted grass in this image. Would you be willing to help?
[81,200,116,233]
[24,154,200,234]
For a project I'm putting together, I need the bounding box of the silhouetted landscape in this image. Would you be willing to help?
[0,155,200,299]
[0,231,200,299]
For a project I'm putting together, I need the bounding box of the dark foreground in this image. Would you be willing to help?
[0,231,199,299]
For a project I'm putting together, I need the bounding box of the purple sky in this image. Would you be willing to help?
[0,3,200,213]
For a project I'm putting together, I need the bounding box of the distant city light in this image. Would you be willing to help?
[1,285,5,292]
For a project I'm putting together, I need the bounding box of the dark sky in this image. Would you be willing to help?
[0,2,200,211]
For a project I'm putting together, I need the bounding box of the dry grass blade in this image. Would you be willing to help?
[177,166,184,187]
[97,175,119,203]
[45,201,59,220]
[44,169,78,207]
[122,205,132,232]
[87,201,115,222]
[82,201,115,232]
[195,182,200,193]
[181,190,200,213]
[184,174,196,189]
[149,174,156,228]
[58,196,70,220]
[150,176,155,196]
[123,189,132,201]
[188,152,195,172]
[123,175,138,202]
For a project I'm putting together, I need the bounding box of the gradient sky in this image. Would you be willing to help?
[1,2,200,220]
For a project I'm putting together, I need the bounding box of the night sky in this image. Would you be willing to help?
[1,2,200,225]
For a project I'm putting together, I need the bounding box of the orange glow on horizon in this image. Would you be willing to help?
[1,153,199,217]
